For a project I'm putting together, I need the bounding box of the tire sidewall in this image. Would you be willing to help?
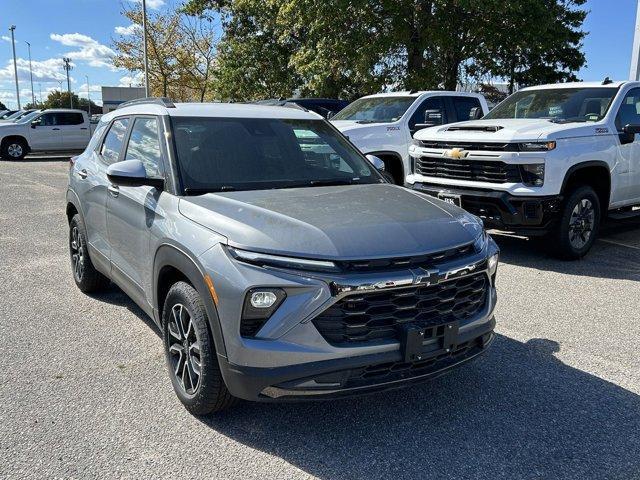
[2,139,27,160]
[69,215,89,287]
[162,282,217,411]
[557,186,601,258]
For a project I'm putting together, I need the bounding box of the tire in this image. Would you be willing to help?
[69,214,110,292]
[380,171,395,183]
[1,138,28,160]
[551,185,601,259]
[162,281,237,415]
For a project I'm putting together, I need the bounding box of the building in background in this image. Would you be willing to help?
[101,86,146,113]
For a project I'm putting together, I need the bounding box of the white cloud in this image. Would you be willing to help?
[118,72,144,87]
[129,0,165,9]
[0,57,69,84]
[1,35,15,43]
[50,33,116,69]
[115,24,141,36]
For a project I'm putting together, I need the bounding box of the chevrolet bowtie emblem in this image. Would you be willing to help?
[444,148,469,159]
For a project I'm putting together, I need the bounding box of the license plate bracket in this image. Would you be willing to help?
[399,321,460,362]
[437,192,462,207]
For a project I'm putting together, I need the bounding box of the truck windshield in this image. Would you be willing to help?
[172,117,382,194]
[484,87,618,123]
[332,96,415,123]
[15,111,41,124]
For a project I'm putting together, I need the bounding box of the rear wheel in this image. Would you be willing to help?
[551,185,600,259]
[162,281,237,415]
[69,214,110,292]
[1,138,27,160]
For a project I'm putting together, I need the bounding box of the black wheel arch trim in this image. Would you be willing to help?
[561,161,611,195]
[153,242,228,357]
[1,134,30,151]
[66,188,84,223]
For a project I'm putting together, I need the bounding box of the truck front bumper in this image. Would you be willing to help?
[412,183,563,236]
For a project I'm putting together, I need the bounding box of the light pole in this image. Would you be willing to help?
[38,82,42,104]
[62,57,73,108]
[85,74,90,115]
[142,0,150,97]
[25,41,35,106]
[9,25,20,109]
[632,0,640,80]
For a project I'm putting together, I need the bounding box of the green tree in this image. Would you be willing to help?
[30,90,100,114]
[185,0,587,98]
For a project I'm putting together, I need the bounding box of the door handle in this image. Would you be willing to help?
[80,127,88,130]
[52,128,60,131]
[108,184,120,197]
[78,169,88,179]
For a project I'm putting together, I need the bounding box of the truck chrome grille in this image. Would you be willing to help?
[415,156,521,183]
[312,273,488,345]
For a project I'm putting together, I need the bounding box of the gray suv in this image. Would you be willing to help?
[66,98,499,414]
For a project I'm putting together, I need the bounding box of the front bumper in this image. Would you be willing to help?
[199,241,498,402]
[411,183,563,235]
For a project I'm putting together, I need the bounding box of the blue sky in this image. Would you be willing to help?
[0,0,637,109]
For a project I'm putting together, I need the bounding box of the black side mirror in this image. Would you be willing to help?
[469,107,483,120]
[623,124,640,135]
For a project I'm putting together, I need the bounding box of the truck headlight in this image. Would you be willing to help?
[488,253,499,276]
[518,141,556,151]
[519,163,545,187]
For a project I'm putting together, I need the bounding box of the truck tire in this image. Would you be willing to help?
[69,214,110,292]
[1,138,27,160]
[162,281,238,415]
[552,185,601,259]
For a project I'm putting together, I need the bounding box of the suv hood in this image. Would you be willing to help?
[179,184,482,260]
[415,118,607,143]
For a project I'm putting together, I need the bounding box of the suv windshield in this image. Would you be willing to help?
[172,117,381,194]
[484,87,618,123]
[332,96,415,123]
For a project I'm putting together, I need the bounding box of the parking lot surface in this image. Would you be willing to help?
[1,157,639,480]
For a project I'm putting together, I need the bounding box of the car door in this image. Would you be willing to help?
[83,117,130,265]
[28,112,63,150]
[106,116,165,301]
[58,112,90,150]
[408,96,448,137]
[613,87,640,203]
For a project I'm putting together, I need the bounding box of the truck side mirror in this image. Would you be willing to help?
[622,124,640,135]
[31,118,41,129]
[469,107,483,120]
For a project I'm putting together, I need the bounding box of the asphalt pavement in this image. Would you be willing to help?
[1,157,639,479]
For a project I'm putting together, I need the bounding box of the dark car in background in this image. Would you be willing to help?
[254,98,350,119]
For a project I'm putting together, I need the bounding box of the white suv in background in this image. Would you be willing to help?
[331,91,489,183]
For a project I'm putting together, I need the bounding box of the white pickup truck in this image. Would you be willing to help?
[0,109,94,160]
[406,80,640,258]
[331,91,488,183]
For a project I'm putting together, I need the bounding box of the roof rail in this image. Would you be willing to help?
[602,77,613,85]
[117,97,176,110]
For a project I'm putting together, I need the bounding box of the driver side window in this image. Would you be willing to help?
[615,88,640,131]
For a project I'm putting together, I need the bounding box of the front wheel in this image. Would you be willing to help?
[1,138,27,160]
[69,214,110,292]
[552,185,601,259]
[162,281,237,415]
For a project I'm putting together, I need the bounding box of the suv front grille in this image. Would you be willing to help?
[312,273,488,345]
[415,156,521,183]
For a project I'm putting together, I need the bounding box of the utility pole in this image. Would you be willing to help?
[9,25,20,109]
[25,41,35,106]
[85,74,90,115]
[142,0,150,97]
[38,83,42,104]
[62,57,73,108]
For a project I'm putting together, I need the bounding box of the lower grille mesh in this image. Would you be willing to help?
[313,273,488,345]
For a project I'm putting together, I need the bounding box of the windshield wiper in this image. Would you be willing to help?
[355,120,386,124]
[308,178,359,187]
[183,186,236,195]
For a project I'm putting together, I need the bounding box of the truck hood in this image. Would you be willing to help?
[414,118,607,143]
[178,184,482,260]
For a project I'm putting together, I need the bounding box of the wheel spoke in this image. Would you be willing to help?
[168,320,181,341]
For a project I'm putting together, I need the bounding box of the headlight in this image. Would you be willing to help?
[518,141,556,151]
[411,138,422,147]
[519,163,545,187]
[473,229,487,252]
[488,253,499,276]
[228,246,339,272]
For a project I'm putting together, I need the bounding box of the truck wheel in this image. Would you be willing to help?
[552,185,600,259]
[69,214,110,292]
[1,138,27,160]
[162,281,238,415]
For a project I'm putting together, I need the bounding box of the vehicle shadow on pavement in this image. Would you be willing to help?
[198,334,640,480]
[492,219,640,282]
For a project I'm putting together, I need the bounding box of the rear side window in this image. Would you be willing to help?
[100,118,129,164]
[452,97,482,121]
[124,117,163,177]
[58,112,84,125]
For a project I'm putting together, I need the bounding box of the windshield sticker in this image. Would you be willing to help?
[595,127,609,134]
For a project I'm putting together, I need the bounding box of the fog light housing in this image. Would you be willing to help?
[241,288,286,337]
[520,163,545,187]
